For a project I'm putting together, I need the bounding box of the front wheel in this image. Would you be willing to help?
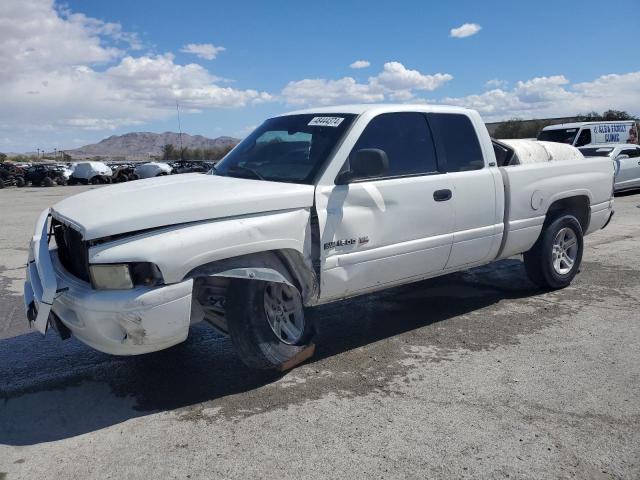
[41,177,55,187]
[226,279,315,370]
[524,215,583,290]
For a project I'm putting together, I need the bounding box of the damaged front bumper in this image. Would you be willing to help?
[24,209,194,355]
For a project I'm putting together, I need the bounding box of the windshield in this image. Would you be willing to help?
[578,147,614,157]
[213,114,355,184]
[537,128,579,144]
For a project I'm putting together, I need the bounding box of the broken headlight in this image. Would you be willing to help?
[89,262,164,290]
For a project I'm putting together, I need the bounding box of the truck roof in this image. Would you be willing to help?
[280,103,474,116]
[542,120,634,131]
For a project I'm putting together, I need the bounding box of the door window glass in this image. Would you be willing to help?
[575,129,592,147]
[621,148,640,158]
[350,112,438,177]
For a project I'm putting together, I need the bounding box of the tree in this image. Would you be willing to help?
[576,110,637,121]
[493,118,552,139]
[161,143,177,160]
[0,153,6,162]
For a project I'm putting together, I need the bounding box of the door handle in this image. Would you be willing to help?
[433,189,452,202]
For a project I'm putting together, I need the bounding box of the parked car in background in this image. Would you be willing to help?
[68,161,113,185]
[538,120,638,147]
[23,164,68,186]
[134,161,172,179]
[25,104,615,370]
[0,162,25,188]
[54,164,73,182]
[108,163,139,183]
[579,143,640,192]
[171,160,216,174]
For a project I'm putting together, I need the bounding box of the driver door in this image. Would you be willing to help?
[317,112,455,301]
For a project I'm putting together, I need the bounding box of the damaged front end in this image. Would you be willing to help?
[24,209,196,354]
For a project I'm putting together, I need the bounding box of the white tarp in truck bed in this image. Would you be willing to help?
[500,139,584,165]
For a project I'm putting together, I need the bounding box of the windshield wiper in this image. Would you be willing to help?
[226,165,265,180]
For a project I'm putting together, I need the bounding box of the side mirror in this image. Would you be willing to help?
[336,148,389,184]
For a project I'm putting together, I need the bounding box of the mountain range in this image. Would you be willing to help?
[67,132,239,158]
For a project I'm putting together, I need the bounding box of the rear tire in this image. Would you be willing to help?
[524,215,583,290]
[15,176,25,187]
[226,279,314,370]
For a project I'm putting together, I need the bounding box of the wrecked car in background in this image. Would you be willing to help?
[24,105,615,370]
[171,160,216,174]
[23,164,69,187]
[134,161,173,179]
[68,161,113,185]
[108,162,139,183]
[0,162,26,188]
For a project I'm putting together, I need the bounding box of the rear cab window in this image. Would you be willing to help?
[427,113,485,172]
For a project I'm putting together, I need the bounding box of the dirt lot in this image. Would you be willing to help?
[1,185,639,479]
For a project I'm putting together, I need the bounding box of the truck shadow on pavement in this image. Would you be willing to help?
[0,258,543,446]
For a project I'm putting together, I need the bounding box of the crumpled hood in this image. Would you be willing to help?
[51,174,315,240]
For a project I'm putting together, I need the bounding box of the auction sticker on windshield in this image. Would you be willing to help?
[308,117,344,127]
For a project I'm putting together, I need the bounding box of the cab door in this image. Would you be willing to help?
[427,112,502,270]
[317,112,455,301]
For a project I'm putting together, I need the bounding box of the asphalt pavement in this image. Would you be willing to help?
[1,185,639,479]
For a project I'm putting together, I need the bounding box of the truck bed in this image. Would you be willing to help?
[497,156,614,259]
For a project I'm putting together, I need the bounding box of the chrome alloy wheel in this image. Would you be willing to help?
[552,227,578,275]
[263,283,305,345]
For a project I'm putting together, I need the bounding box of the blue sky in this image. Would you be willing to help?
[1,0,639,152]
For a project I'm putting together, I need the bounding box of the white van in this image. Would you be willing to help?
[538,121,638,147]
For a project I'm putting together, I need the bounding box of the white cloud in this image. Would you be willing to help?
[371,62,453,92]
[450,23,482,38]
[0,0,120,81]
[485,79,508,89]
[350,60,370,69]
[181,43,226,60]
[282,62,453,106]
[441,72,640,121]
[107,54,272,109]
[282,77,385,106]
[0,0,272,141]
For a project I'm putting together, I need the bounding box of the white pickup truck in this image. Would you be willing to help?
[24,105,615,369]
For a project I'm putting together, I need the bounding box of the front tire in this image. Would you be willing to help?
[226,279,314,370]
[41,177,55,187]
[524,215,583,289]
